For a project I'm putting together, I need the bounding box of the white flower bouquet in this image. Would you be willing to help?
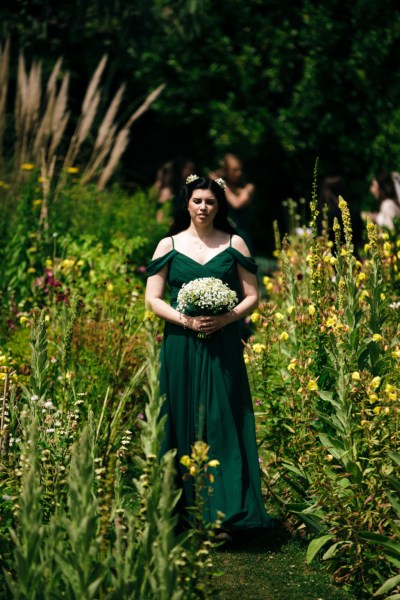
[177,277,238,337]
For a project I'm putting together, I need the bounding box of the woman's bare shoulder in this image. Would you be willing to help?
[152,237,174,259]
[230,234,251,256]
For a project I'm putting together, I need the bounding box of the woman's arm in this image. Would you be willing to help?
[145,238,212,333]
[224,183,255,210]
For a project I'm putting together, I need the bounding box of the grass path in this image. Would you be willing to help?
[210,525,354,600]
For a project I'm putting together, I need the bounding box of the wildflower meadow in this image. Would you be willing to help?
[0,42,399,600]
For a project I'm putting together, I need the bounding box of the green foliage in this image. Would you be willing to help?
[250,202,400,596]
[1,1,400,202]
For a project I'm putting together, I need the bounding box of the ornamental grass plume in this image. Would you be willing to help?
[1,45,165,202]
[0,39,10,171]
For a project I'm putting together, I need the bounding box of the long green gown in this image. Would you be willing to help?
[146,238,272,531]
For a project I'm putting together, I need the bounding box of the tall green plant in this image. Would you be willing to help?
[4,418,45,599]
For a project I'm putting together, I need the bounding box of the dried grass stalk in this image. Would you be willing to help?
[0,38,10,170]
[63,55,108,169]
[96,83,166,189]
[125,83,165,129]
[97,128,129,190]
[81,83,125,183]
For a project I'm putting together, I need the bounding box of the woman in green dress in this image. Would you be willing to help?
[145,175,271,536]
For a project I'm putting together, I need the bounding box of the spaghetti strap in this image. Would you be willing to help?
[170,236,175,249]
[229,234,232,247]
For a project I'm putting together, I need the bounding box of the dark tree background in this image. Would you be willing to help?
[1,0,400,252]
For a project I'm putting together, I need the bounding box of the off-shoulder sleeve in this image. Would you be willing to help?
[146,250,176,276]
[228,248,258,274]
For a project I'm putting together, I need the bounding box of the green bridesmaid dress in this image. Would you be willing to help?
[147,237,272,531]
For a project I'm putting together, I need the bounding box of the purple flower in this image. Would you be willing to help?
[137,266,146,274]
[137,413,144,420]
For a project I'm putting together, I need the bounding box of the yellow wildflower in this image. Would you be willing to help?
[65,166,79,174]
[275,312,284,321]
[288,359,297,371]
[33,199,42,206]
[307,379,318,391]
[189,465,197,476]
[373,406,381,415]
[380,293,386,301]
[244,353,250,365]
[326,454,333,462]
[351,371,361,381]
[360,290,370,301]
[280,331,289,341]
[368,393,378,404]
[77,259,84,267]
[370,376,381,390]
[382,232,389,241]
[208,459,220,468]
[308,304,316,316]
[45,259,53,267]
[21,163,35,170]
[391,350,400,359]
[144,310,155,321]
[250,312,260,323]
[364,243,370,253]
[19,316,28,324]
[107,283,114,292]
[388,392,397,401]
[326,317,337,328]
[62,258,75,269]
[252,343,266,354]
[180,455,191,468]
[340,248,347,257]
[287,305,295,314]
[330,256,337,265]
[27,268,36,274]
[372,333,383,342]
[357,272,366,282]
[263,276,270,285]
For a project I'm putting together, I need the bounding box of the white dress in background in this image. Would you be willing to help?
[376,199,400,230]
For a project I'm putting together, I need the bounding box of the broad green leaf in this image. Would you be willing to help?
[373,574,400,596]
[389,451,400,467]
[306,535,335,564]
[322,540,350,560]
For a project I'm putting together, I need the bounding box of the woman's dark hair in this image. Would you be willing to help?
[170,177,236,234]
[376,173,398,204]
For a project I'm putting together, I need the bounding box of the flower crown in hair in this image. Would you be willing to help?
[186,174,199,184]
[215,177,226,190]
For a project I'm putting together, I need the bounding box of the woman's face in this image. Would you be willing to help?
[370,178,380,200]
[187,189,219,225]
[226,158,242,184]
